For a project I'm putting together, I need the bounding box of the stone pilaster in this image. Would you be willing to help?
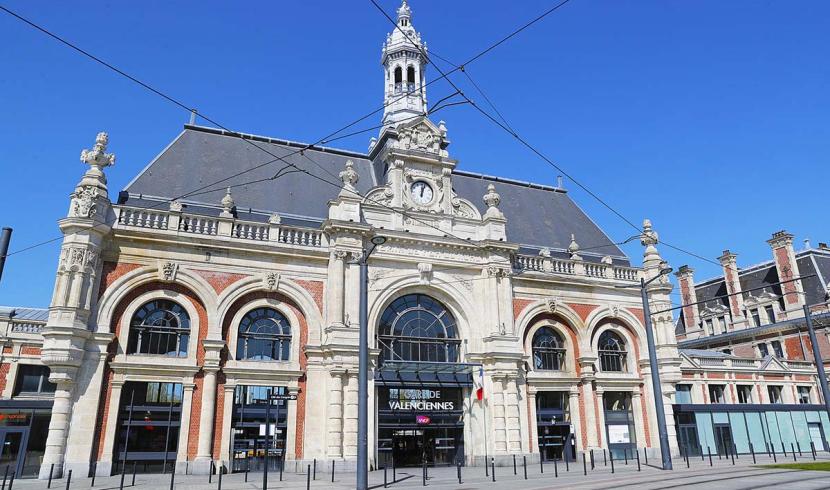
[505,376,522,452]
[193,367,219,473]
[39,380,74,479]
[568,387,582,452]
[327,371,345,458]
[342,374,358,458]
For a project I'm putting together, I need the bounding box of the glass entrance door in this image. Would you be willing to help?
[0,430,27,478]
[714,424,733,456]
[808,423,826,452]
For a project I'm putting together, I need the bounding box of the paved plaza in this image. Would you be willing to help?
[5,453,830,490]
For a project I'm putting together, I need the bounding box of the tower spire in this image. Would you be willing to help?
[381,0,428,129]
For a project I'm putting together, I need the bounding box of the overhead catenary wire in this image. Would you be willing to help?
[0,1,569,258]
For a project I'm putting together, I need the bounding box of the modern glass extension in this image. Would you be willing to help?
[674,404,830,457]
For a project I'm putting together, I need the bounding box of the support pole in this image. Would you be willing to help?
[0,228,12,284]
[804,305,830,419]
[357,252,370,490]
[641,278,673,470]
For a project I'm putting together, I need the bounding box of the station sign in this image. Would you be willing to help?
[383,388,459,411]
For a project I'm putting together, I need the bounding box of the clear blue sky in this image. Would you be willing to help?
[1,1,828,308]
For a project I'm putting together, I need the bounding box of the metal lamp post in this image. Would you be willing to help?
[803,304,830,418]
[619,265,673,470]
[357,235,387,490]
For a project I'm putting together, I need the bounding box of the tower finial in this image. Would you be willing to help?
[397,0,411,22]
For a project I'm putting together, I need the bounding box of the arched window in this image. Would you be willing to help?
[532,327,566,371]
[406,66,416,89]
[237,307,291,361]
[127,300,190,357]
[598,330,627,372]
[393,66,403,94]
[378,294,460,363]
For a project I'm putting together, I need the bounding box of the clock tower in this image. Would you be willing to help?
[381,0,428,129]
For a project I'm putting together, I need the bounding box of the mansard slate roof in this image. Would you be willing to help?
[676,248,830,334]
[122,125,626,259]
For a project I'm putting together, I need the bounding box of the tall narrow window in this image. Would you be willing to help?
[764,305,776,324]
[771,340,784,358]
[708,384,726,403]
[737,385,753,404]
[406,66,416,91]
[127,300,190,357]
[532,327,566,371]
[675,384,693,404]
[797,386,811,404]
[768,385,783,404]
[598,330,627,372]
[706,319,715,336]
[757,343,769,358]
[394,67,402,84]
[237,308,292,361]
[751,309,761,327]
[718,316,728,334]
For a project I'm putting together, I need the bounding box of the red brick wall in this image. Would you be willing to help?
[512,298,534,321]
[192,270,248,296]
[212,373,227,459]
[733,344,755,358]
[735,373,753,380]
[295,279,324,314]
[2,346,12,354]
[98,262,143,299]
[0,363,10,395]
[578,387,587,448]
[188,375,204,459]
[784,336,805,360]
[774,247,799,305]
[639,385,651,448]
[594,391,602,446]
[20,345,41,356]
[568,303,599,323]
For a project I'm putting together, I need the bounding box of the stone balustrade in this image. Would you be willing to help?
[685,353,815,372]
[513,253,639,282]
[115,205,327,249]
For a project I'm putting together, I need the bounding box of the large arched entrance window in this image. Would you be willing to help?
[127,300,190,357]
[236,307,292,361]
[532,327,566,371]
[598,330,627,372]
[377,294,460,363]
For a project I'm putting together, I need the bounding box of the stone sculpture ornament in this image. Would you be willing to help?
[264,272,280,291]
[221,187,235,217]
[80,132,116,171]
[483,184,501,209]
[71,186,99,218]
[340,160,359,192]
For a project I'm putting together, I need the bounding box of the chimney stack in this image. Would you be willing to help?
[767,230,805,315]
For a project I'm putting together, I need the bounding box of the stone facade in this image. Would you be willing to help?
[1,1,693,479]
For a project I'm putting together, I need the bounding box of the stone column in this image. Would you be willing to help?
[194,368,218,473]
[97,380,123,475]
[631,390,647,449]
[568,387,582,453]
[218,384,236,468]
[285,386,301,460]
[328,252,348,327]
[581,380,598,449]
[177,383,195,473]
[343,374,358,458]
[327,371,345,457]
[505,377,522,452]
[39,380,74,479]
[527,388,538,454]
[492,377,507,453]
[595,389,606,448]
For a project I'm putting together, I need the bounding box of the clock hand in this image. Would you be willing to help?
[420,186,424,198]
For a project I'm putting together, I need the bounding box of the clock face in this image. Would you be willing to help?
[410,181,434,205]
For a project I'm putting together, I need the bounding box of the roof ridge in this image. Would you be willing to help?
[183,124,371,160]
[452,169,567,193]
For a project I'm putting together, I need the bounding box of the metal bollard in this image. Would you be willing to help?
[708,446,713,466]
[383,466,387,489]
[491,458,495,482]
[2,465,8,490]
[208,461,213,484]
[6,473,11,490]
[610,452,615,474]
[782,442,787,457]
[791,443,797,462]
[279,457,284,482]
[590,449,594,470]
[486,453,489,477]
[65,470,72,490]
[522,456,527,480]
[313,458,316,481]
[48,464,55,489]
[513,454,517,475]
[750,443,756,464]
[733,443,740,460]
[91,462,97,488]
[169,467,175,490]
[772,444,777,462]
[540,452,544,474]
[458,461,463,484]
[245,458,249,483]
[393,458,397,483]
[119,464,126,490]
[624,448,628,466]
[582,453,587,476]
[811,441,817,460]
[730,446,735,465]
[132,461,137,487]
[636,448,641,471]
[645,447,649,465]
[565,453,569,472]
[218,467,223,490]
[797,442,802,457]
[554,456,558,477]
[331,460,335,483]
[686,450,690,468]
[306,465,311,490]
[604,449,608,466]
[422,461,426,487]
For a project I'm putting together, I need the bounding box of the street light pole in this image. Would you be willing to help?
[357,235,386,490]
[0,227,12,284]
[640,276,673,470]
[803,305,830,418]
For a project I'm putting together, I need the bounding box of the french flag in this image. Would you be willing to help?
[475,366,484,401]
